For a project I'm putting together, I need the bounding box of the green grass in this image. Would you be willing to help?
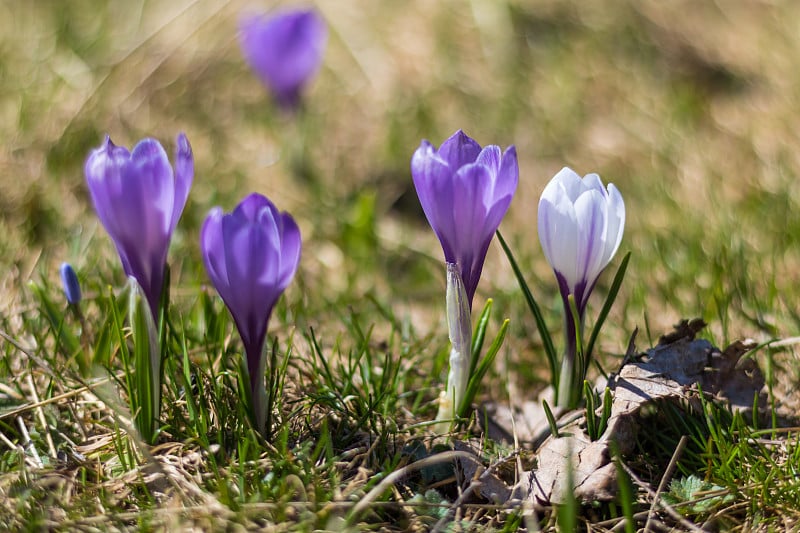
[1,0,800,530]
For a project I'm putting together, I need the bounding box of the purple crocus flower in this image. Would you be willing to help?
[239,9,327,109]
[411,129,519,308]
[538,167,625,407]
[412,130,517,430]
[200,193,301,430]
[85,134,193,316]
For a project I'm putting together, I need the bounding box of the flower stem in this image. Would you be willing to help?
[435,263,472,432]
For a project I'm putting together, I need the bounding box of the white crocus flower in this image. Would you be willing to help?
[537,167,625,407]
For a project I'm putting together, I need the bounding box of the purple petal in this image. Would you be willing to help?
[200,208,229,294]
[85,137,132,240]
[437,130,482,170]
[277,213,302,289]
[495,146,519,199]
[236,192,274,222]
[411,140,458,262]
[451,163,493,301]
[171,133,193,233]
[475,145,501,173]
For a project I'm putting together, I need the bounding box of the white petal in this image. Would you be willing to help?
[582,173,607,197]
[573,189,608,289]
[551,167,584,202]
[538,182,579,291]
[602,183,626,266]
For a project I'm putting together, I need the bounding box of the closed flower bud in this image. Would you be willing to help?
[59,263,81,305]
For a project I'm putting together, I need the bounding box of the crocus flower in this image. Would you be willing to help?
[85,134,193,316]
[200,193,301,431]
[411,129,519,309]
[59,263,81,305]
[538,167,625,317]
[412,130,518,429]
[537,167,625,406]
[239,9,327,109]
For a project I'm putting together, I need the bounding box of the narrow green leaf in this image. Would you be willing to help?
[128,277,161,444]
[585,251,630,363]
[29,282,82,370]
[542,399,560,439]
[496,230,558,382]
[470,298,493,378]
[583,380,596,440]
[599,386,612,437]
[458,318,509,419]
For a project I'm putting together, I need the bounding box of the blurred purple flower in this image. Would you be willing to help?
[85,134,193,316]
[411,129,519,308]
[59,263,81,305]
[538,167,625,318]
[239,9,327,109]
[200,193,301,428]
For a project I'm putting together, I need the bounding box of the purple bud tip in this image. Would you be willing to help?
[59,263,81,305]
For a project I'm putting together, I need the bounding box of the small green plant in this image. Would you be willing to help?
[498,230,630,410]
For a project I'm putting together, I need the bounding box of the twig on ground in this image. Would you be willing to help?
[619,459,704,532]
[348,450,480,522]
[17,416,43,468]
[645,435,688,532]
[27,374,57,458]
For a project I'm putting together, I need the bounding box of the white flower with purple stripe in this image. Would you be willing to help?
[538,167,625,317]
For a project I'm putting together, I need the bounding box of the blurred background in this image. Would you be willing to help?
[2,0,800,386]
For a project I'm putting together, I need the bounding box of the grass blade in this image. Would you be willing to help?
[496,230,558,382]
[585,251,630,363]
[458,318,509,419]
[470,298,493,378]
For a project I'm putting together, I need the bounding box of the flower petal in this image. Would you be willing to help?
[451,162,493,299]
[573,189,608,306]
[538,179,579,292]
[411,140,458,262]
[200,207,228,294]
[602,183,625,265]
[437,130,481,170]
[171,133,194,233]
[475,145,501,174]
[551,167,585,202]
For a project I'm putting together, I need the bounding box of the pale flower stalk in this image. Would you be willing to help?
[538,167,625,408]
[435,263,473,429]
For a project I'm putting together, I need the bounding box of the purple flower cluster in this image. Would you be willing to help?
[85,134,301,433]
[80,4,627,433]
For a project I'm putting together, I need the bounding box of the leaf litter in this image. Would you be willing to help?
[460,319,787,512]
